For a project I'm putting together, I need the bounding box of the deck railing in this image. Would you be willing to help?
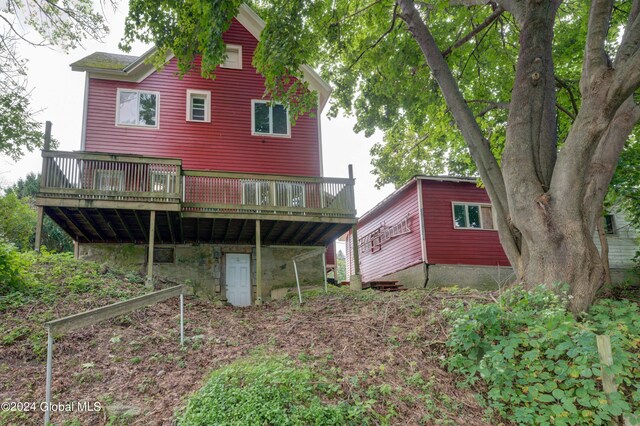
[39,151,182,203]
[39,151,356,218]
[182,170,356,217]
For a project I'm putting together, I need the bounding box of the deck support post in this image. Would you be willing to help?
[350,224,362,291]
[322,250,328,294]
[255,220,263,305]
[146,211,156,289]
[73,240,80,259]
[35,206,44,252]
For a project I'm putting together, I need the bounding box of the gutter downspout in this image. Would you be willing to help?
[417,179,429,288]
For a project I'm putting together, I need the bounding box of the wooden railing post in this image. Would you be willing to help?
[43,121,52,151]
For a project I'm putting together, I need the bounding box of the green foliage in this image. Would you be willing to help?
[1,0,108,161]
[336,249,347,282]
[0,193,37,251]
[1,173,73,252]
[0,90,43,161]
[0,248,148,359]
[4,172,41,198]
[0,242,32,295]
[445,287,640,425]
[0,247,145,311]
[178,354,372,425]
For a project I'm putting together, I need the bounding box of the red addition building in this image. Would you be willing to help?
[346,176,512,290]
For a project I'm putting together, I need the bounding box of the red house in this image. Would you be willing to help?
[346,176,512,290]
[35,4,354,306]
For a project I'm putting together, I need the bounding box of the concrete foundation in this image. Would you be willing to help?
[426,264,515,290]
[78,243,325,303]
[349,274,362,291]
[372,263,514,291]
[374,263,427,289]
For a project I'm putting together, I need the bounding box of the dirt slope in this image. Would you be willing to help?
[1,285,500,426]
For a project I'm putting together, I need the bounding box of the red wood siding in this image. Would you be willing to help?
[354,181,422,282]
[422,180,510,266]
[326,240,336,266]
[84,19,321,176]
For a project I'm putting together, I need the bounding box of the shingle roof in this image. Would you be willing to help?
[70,52,138,71]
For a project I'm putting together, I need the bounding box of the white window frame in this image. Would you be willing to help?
[115,88,160,128]
[186,89,211,123]
[94,169,125,192]
[251,100,291,138]
[221,44,243,69]
[451,202,496,231]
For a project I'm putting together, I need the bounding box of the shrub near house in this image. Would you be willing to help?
[446,287,640,425]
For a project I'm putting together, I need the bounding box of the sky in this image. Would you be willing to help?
[0,3,396,217]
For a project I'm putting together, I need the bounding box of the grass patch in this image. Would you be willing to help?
[178,354,374,425]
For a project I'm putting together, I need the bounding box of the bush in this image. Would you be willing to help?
[445,286,640,425]
[0,242,32,295]
[179,354,371,425]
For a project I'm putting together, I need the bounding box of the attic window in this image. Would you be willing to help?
[116,89,159,128]
[452,202,495,230]
[221,44,242,69]
[186,89,211,122]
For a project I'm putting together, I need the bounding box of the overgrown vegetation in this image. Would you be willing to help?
[446,286,640,425]
[0,245,148,359]
[179,354,373,425]
[1,173,73,252]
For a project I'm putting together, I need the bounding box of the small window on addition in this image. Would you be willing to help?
[152,247,175,264]
[186,90,211,122]
[604,214,616,234]
[453,202,495,230]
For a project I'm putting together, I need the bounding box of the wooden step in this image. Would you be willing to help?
[367,279,406,292]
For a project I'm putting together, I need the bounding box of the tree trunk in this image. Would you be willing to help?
[397,0,640,314]
[513,207,606,313]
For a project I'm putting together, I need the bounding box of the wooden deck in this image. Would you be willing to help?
[36,150,357,246]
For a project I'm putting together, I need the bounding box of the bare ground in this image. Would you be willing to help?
[1,286,501,425]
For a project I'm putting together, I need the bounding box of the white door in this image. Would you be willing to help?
[225,253,251,306]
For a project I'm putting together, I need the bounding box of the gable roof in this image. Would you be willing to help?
[71,3,332,111]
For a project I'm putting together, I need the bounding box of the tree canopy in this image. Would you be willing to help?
[0,1,113,160]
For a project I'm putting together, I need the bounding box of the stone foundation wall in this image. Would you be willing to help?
[78,243,325,302]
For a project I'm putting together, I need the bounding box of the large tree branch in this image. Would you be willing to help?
[608,48,640,106]
[582,98,640,233]
[614,0,640,66]
[495,0,526,24]
[442,6,505,57]
[581,0,613,93]
[396,0,519,261]
[346,4,398,71]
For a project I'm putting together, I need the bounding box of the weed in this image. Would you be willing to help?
[178,354,373,425]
